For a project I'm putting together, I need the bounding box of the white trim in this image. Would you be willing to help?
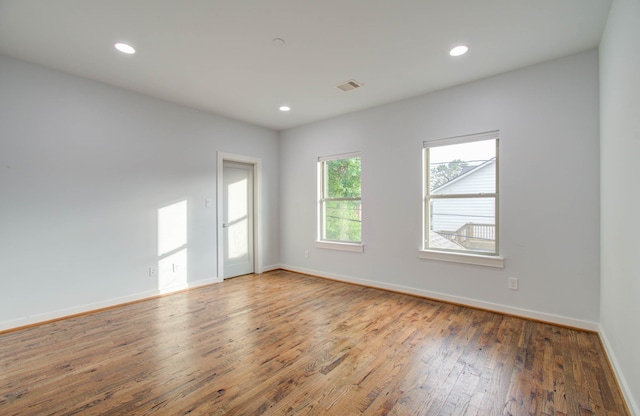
[419,249,504,268]
[0,277,222,332]
[598,326,640,416]
[279,264,599,331]
[423,130,499,148]
[315,241,364,252]
[317,152,362,244]
[217,152,262,278]
[318,151,360,162]
[423,133,500,257]
[260,264,282,273]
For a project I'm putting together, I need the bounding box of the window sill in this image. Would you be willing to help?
[315,241,364,253]
[419,249,504,268]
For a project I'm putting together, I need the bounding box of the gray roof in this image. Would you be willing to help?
[428,231,464,250]
[433,157,496,192]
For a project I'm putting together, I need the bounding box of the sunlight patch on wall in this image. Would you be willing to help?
[158,200,187,255]
[157,200,188,293]
[158,249,187,293]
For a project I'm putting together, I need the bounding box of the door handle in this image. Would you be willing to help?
[222,223,229,228]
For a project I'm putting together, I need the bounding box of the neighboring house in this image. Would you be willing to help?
[431,158,496,250]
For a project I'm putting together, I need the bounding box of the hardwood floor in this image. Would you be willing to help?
[0,270,629,415]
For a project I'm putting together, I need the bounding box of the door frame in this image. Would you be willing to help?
[216,152,262,279]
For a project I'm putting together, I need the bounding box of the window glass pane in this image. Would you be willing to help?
[429,139,496,194]
[429,197,495,253]
[323,200,362,242]
[326,157,361,198]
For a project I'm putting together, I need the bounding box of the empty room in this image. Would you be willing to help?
[0,0,638,414]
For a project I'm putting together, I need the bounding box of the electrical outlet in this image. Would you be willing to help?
[508,277,518,290]
[149,266,157,277]
[305,250,309,259]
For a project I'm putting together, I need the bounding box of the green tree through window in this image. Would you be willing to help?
[319,155,361,242]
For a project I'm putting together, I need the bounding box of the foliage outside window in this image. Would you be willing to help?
[318,153,361,243]
[424,131,499,256]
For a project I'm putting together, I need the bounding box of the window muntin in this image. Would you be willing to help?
[424,132,499,256]
[318,153,361,243]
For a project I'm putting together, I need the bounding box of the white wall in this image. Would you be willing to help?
[600,0,640,413]
[280,50,601,328]
[0,55,279,330]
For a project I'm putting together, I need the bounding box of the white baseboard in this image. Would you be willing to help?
[0,276,223,332]
[259,264,281,273]
[598,326,639,416]
[278,264,600,331]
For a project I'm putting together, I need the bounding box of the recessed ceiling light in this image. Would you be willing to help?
[449,45,468,57]
[279,106,291,112]
[115,42,136,54]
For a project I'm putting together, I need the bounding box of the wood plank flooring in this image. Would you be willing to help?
[0,270,629,415]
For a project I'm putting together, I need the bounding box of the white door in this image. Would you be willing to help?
[222,161,254,278]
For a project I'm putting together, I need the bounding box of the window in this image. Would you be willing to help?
[423,131,500,263]
[317,153,362,249]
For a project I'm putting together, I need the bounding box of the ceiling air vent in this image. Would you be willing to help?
[336,79,363,92]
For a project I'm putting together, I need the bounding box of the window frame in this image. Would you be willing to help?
[421,131,503,267]
[316,152,363,252]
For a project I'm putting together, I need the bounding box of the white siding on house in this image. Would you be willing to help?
[431,197,495,232]
[431,160,496,232]
[433,160,495,195]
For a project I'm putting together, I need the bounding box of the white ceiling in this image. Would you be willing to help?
[0,0,612,131]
